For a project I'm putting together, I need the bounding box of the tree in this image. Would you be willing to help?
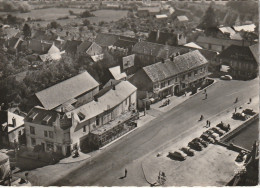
[82,19,90,26]
[49,21,61,29]
[198,5,219,35]
[23,23,31,39]
[81,10,94,18]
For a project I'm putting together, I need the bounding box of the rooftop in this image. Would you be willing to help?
[35,71,99,110]
[109,66,127,80]
[177,15,189,22]
[0,111,24,133]
[233,24,256,32]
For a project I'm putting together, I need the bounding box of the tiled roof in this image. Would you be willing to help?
[147,31,178,45]
[113,39,137,49]
[218,45,257,63]
[95,33,119,47]
[77,41,93,53]
[143,50,208,82]
[196,36,252,47]
[67,81,136,128]
[2,27,20,39]
[28,39,52,54]
[218,27,236,35]
[63,40,82,54]
[132,41,189,59]
[35,71,99,110]
[24,106,59,126]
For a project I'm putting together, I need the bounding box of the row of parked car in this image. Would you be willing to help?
[232,108,256,121]
[168,122,231,161]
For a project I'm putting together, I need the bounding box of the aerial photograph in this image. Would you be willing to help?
[0,0,259,186]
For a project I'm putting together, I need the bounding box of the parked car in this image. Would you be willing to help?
[216,122,231,132]
[188,141,203,151]
[205,130,219,139]
[180,147,195,156]
[242,108,256,116]
[220,75,232,80]
[192,138,208,147]
[168,151,187,160]
[210,127,225,136]
[200,134,215,143]
[232,112,249,121]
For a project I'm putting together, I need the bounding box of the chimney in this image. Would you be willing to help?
[112,84,116,90]
[156,30,160,41]
[12,117,16,127]
[166,49,169,59]
[94,96,98,102]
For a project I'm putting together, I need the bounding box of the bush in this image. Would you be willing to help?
[81,10,94,18]
[82,19,90,26]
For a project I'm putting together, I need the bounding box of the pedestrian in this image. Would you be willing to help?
[184,91,186,96]
[124,168,128,178]
[206,120,209,126]
[204,89,206,94]
[235,107,237,113]
[235,97,238,103]
[208,121,211,127]
[205,93,207,99]
[249,98,252,103]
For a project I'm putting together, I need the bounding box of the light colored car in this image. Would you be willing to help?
[169,151,187,160]
[220,75,232,80]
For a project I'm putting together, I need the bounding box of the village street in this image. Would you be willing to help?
[52,77,259,186]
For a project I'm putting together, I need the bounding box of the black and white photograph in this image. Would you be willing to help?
[0,0,259,186]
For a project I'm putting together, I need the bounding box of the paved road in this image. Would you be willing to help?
[53,79,259,186]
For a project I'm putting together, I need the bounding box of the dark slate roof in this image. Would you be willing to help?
[63,40,82,54]
[113,39,137,49]
[196,36,252,47]
[77,41,93,53]
[147,31,179,45]
[95,33,119,47]
[143,50,208,82]
[218,45,257,63]
[28,39,52,54]
[132,41,189,59]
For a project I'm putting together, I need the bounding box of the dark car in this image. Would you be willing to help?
[216,122,231,132]
[180,147,195,156]
[232,112,249,121]
[188,141,203,151]
[242,108,256,116]
[200,133,215,143]
[168,151,187,161]
[210,127,225,136]
[192,138,208,147]
[204,130,219,140]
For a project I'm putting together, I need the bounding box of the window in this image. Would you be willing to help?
[44,131,48,137]
[31,138,36,146]
[83,126,86,132]
[46,142,54,151]
[18,131,21,135]
[168,80,171,85]
[182,75,185,80]
[30,126,35,135]
[188,72,191,77]
[182,83,186,88]
[96,116,100,126]
[48,131,54,139]
[160,82,165,88]
[194,70,198,75]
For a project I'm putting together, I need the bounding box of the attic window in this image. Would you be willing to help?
[42,115,52,125]
[77,112,85,121]
[29,112,38,121]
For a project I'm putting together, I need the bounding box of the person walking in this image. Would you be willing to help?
[208,121,211,127]
[205,93,207,99]
[249,98,252,104]
[206,120,209,127]
[124,168,128,178]
[235,107,237,113]
[204,89,206,94]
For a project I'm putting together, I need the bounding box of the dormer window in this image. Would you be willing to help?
[77,112,85,121]
[42,115,52,125]
[29,112,38,122]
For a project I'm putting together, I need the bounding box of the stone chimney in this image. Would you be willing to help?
[94,96,98,102]
[156,30,160,41]
[12,117,16,127]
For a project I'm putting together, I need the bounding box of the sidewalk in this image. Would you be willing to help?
[151,79,217,113]
[58,151,91,164]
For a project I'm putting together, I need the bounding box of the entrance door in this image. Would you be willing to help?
[174,85,179,95]
[41,143,45,152]
[66,146,71,156]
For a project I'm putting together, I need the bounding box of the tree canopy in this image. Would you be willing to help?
[23,23,31,39]
[198,5,218,30]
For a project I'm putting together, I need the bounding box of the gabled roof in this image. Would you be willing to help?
[67,81,136,127]
[113,38,137,49]
[184,42,202,49]
[103,79,122,89]
[218,45,257,63]
[95,33,119,47]
[177,15,189,22]
[219,27,236,36]
[109,66,127,80]
[0,111,24,133]
[142,50,208,83]
[35,71,99,110]
[2,27,20,39]
[132,41,189,59]
[147,31,179,45]
[77,41,93,53]
[48,44,60,54]
[63,40,82,54]
[28,39,53,54]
